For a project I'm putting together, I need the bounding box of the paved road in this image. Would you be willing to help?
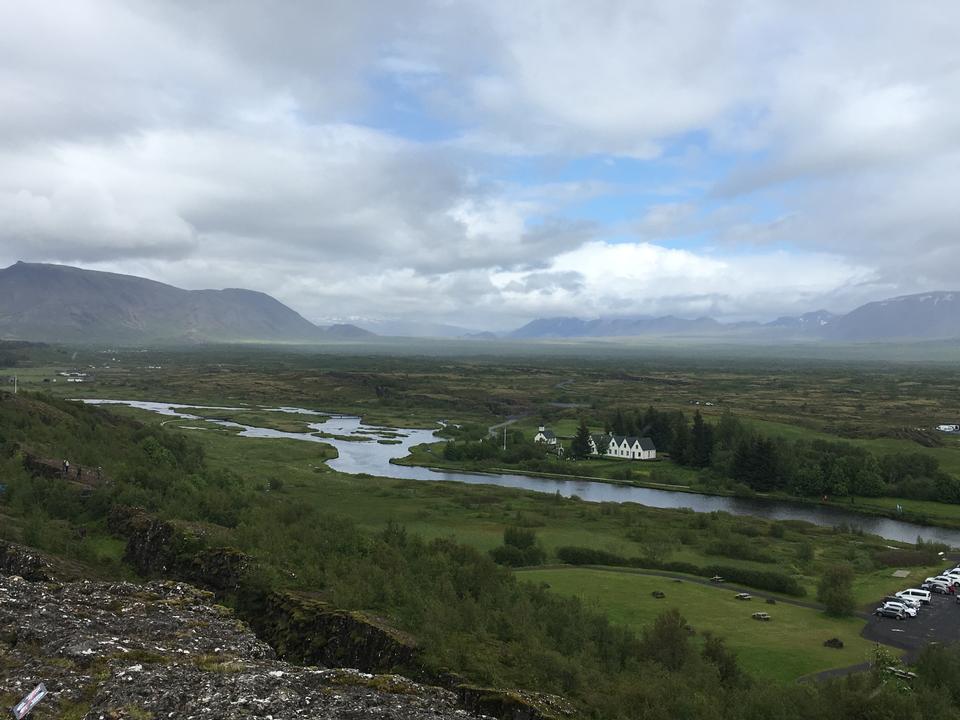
[487,414,530,437]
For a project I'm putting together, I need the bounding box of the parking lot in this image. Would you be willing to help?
[863,594,960,660]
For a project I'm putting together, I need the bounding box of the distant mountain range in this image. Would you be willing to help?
[0,262,372,344]
[507,293,960,342]
[3,261,958,345]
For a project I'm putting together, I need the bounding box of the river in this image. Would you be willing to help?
[82,399,960,547]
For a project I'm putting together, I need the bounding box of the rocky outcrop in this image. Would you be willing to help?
[100,507,574,720]
[252,591,420,675]
[0,574,485,719]
[107,505,250,591]
[457,687,576,720]
[0,540,57,581]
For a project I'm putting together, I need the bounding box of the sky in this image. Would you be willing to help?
[2,1,959,331]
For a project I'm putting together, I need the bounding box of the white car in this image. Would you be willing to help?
[884,595,921,609]
[880,601,917,618]
[923,580,952,594]
[896,588,932,605]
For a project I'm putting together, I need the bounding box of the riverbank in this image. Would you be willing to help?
[78,398,960,545]
[393,447,960,532]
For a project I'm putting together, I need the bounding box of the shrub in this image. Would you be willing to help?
[817,564,856,616]
[555,546,806,596]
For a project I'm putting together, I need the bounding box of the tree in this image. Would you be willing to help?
[817,563,855,616]
[702,633,745,688]
[673,415,691,465]
[640,608,691,671]
[690,410,714,468]
[571,419,592,459]
[612,408,627,436]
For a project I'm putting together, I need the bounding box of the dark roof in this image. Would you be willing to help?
[537,429,556,439]
[611,435,656,451]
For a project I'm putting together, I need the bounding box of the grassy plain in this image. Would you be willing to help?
[14,342,956,501]
[4,341,960,685]
[517,567,880,682]
[104,404,943,606]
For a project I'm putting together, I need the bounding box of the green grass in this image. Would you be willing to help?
[96,403,950,609]
[185,407,322,433]
[517,567,883,683]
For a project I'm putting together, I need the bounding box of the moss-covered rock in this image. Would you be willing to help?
[251,590,420,675]
[457,685,576,720]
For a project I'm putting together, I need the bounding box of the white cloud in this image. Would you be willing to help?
[487,242,874,324]
[0,0,958,332]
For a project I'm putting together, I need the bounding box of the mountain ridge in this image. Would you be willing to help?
[0,261,372,344]
[507,292,960,342]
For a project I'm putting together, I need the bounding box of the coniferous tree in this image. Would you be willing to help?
[571,419,592,459]
[611,408,627,436]
[690,410,714,468]
[673,415,691,465]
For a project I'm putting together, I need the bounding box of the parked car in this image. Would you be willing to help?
[875,605,907,620]
[751,612,771,621]
[735,593,752,601]
[884,595,921,610]
[922,580,951,594]
[896,588,932,605]
[880,601,917,618]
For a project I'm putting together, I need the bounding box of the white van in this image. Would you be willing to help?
[896,588,932,605]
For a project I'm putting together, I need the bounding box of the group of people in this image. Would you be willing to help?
[60,460,103,482]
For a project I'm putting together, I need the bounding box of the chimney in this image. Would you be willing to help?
[538,425,545,433]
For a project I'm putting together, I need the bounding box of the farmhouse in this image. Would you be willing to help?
[589,433,657,461]
[533,425,558,445]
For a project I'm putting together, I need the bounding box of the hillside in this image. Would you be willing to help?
[507,293,960,341]
[0,262,372,344]
[825,292,960,341]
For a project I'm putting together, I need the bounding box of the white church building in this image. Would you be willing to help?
[589,434,657,461]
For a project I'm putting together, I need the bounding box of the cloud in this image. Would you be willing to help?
[0,1,958,332]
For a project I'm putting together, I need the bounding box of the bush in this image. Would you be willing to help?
[817,564,856,616]
[555,546,806,596]
[556,546,629,566]
[490,526,546,566]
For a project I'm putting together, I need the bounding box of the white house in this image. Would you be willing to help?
[533,425,558,445]
[589,433,656,460]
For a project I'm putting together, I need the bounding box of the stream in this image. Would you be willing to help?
[82,399,960,547]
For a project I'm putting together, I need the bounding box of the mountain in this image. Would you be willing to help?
[765,310,837,332]
[0,262,372,344]
[506,293,960,342]
[353,319,477,338]
[824,292,960,341]
[509,315,722,339]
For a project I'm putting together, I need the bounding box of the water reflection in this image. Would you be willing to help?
[81,400,960,547]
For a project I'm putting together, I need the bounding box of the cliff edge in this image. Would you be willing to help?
[0,573,483,719]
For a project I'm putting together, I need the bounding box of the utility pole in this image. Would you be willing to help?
[502,426,506,451]
[13,375,17,394]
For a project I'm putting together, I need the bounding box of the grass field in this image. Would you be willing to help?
[517,567,882,682]
[100,405,942,608]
